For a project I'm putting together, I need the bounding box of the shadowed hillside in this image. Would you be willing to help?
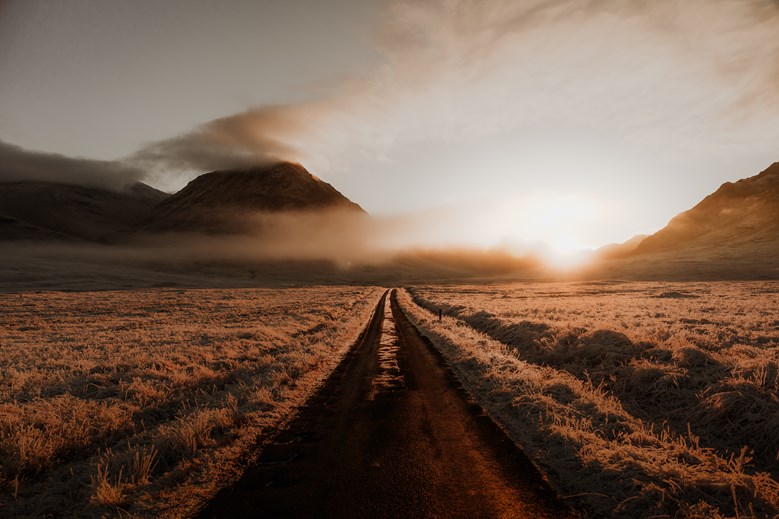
[0,181,168,242]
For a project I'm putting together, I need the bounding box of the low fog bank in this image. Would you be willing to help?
[2,239,773,293]
[124,206,552,272]
[0,241,547,292]
[0,208,553,291]
[2,205,775,292]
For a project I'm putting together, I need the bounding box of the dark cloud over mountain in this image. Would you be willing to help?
[0,140,143,191]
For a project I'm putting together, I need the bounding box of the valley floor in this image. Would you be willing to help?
[1,281,777,518]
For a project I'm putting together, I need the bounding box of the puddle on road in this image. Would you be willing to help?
[368,302,405,399]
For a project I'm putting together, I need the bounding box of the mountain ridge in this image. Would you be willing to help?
[585,162,779,279]
[634,162,779,255]
[0,180,168,242]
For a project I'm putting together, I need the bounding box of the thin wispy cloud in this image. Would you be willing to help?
[132,0,779,182]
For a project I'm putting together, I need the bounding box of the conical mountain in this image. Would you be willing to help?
[139,162,365,234]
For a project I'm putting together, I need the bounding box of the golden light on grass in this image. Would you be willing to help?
[399,282,779,518]
[0,287,384,516]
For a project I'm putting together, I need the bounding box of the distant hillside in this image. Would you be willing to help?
[594,234,647,259]
[139,162,366,234]
[585,162,779,280]
[636,162,779,254]
[0,181,168,242]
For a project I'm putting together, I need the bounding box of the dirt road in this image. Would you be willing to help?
[199,290,571,518]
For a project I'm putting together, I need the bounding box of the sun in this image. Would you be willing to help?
[541,237,593,268]
[548,235,584,255]
[490,193,601,268]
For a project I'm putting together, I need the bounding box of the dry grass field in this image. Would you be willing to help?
[0,286,383,517]
[399,282,779,518]
[3,281,776,518]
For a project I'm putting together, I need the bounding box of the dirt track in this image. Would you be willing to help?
[199,290,571,518]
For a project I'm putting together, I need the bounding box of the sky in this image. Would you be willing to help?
[1,0,778,252]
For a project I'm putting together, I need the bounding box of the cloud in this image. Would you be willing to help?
[132,0,779,183]
[131,91,394,183]
[0,139,143,190]
[132,106,313,173]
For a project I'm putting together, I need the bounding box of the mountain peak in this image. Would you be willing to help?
[139,162,365,233]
